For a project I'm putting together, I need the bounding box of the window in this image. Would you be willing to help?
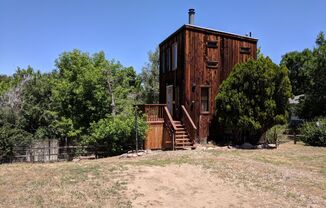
[207,60,218,68]
[240,47,251,54]
[201,87,209,113]
[162,51,165,73]
[207,40,218,48]
[172,42,178,70]
[166,48,171,71]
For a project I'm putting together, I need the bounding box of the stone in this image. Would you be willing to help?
[72,158,80,162]
[240,142,254,149]
[119,153,128,159]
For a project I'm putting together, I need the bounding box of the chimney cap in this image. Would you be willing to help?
[188,8,195,14]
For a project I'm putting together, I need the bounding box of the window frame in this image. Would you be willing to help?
[206,60,218,68]
[200,86,210,114]
[162,50,165,73]
[172,42,178,70]
[240,47,251,54]
[206,40,218,48]
[166,48,171,72]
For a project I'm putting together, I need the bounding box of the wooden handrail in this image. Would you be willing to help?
[163,106,177,131]
[181,105,197,143]
[163,106,177,150]
[181,105,197,130]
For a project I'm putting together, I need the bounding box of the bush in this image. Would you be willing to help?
[82,107,148,156]
[0,123,33,162]
[215,56,292,144]
[266,125,287,144]
[301,118,326,146]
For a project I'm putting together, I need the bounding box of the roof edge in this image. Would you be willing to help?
[159,24,258,46]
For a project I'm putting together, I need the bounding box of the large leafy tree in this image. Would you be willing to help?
[299,32,326,119]
[52,50,110,141]
[140,47,159,104]
[280,49,313,95]
[215,56,292,144]
[0,49,147,157]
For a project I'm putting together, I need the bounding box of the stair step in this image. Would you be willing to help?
[175,140,191,143]
[175,127,185,130]
[175,131,187,135]
[174,147,192,149]
[175,135,190,139]
[175,141,192,144]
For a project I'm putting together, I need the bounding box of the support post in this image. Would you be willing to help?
[135,106,138,153]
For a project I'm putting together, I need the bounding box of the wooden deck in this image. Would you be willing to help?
[138,104,197,150]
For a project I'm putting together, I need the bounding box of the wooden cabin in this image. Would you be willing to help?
[140,9,258,150]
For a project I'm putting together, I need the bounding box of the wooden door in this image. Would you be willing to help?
[166,85,173,116]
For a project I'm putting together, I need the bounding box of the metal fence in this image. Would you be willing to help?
[0,142,113,164]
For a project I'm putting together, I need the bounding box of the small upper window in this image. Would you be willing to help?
[207,60,218,68]
[207,41,218,48]
[172,42,178,70]
[240,47,251,54]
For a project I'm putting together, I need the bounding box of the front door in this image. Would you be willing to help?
[166,85,173,116]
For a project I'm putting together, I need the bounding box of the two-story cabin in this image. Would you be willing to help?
[140,9,257,149]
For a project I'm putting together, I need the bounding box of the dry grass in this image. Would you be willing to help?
[0,141,325,208]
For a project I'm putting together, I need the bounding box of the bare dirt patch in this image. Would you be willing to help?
[0,142,325,208]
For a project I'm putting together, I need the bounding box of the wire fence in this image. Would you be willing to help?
[0,144,113,164]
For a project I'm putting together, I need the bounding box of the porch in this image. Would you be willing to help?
[137,104,197,150]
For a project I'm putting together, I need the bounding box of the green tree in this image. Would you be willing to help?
[51,50,110,142]
[299,32,326,119]
[140,47,159,103]
[280,49,313,95]
[215,56,292,144]
[19,72,57,139]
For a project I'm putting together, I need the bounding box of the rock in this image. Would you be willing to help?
[137,152,144,156]
[256,144,263,149]
[267,144,277,149]
[145,149,152,154]
[240,142,254,149]
[119,153,128,159]
[72,158,80,162]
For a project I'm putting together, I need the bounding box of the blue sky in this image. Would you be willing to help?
[0,0,325,75]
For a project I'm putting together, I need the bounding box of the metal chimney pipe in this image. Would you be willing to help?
[188,9,195,25]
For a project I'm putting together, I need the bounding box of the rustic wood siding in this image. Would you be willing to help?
[160,25,257,143]
[159,30,185,119]
[144,121,164,149]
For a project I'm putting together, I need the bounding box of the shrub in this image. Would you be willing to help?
[82,107,148,156]
[0,123,33,162]
[215,56,292,144]
[301,118,326,146]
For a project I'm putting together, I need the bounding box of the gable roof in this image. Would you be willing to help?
[160,24,258,46]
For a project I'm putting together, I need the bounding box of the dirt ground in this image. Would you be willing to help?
[0,141,325,208]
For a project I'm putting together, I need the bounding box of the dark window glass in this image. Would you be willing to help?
[207,41,218,48]
[201,87,209,112]
[240,47,251,54]
[207,60,218,68]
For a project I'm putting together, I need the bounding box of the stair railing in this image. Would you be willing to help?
[163,106,177,150]
[181,105,197,144]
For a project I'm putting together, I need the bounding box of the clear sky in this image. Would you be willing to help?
[0,0,325,75]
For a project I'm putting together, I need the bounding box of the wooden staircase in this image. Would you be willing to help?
[173,120,193,149]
